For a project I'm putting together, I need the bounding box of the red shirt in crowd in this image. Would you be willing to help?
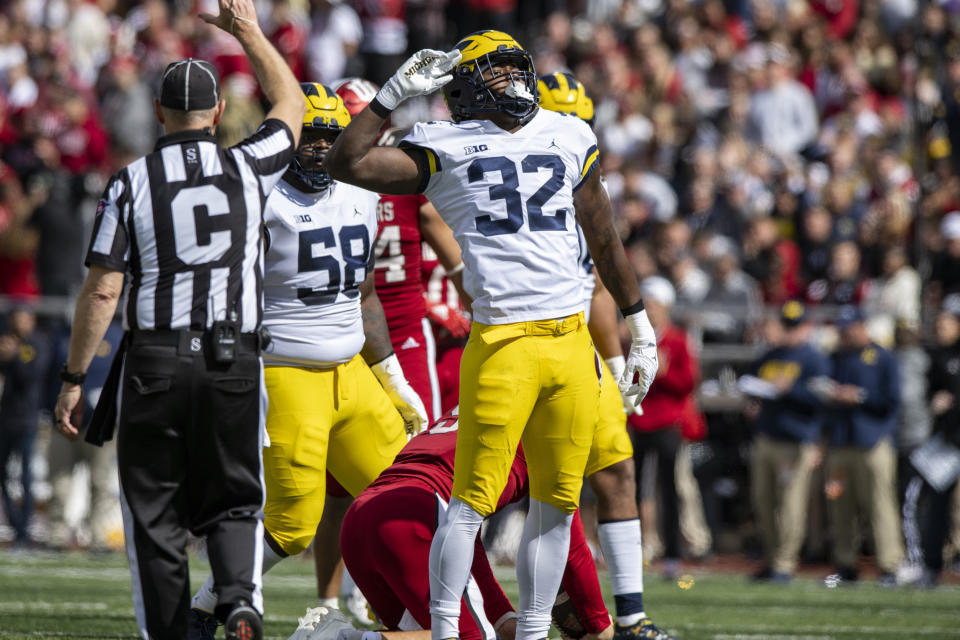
[629,324,699,432]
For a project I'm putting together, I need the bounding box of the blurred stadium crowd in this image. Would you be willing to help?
[1,0,959,590]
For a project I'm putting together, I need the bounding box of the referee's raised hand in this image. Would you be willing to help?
[199,0,259,36]
[199,0,304,146]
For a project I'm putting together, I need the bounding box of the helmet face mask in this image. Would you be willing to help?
[292,129,339,191]
[443,31,539,123]
[289,83,351,193]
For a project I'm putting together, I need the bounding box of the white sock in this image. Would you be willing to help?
[428,498,484,640]
[319,597,339,609]
[190,541,285,613]
[262,543,284,573]
[516,499,573,640]
[597,520,645,624]
[191,573,219,614]
[341,567,359,597]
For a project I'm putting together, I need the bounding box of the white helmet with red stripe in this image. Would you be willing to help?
[330,77,381,117]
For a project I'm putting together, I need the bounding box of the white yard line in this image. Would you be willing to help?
[676,622,954,635]
[0,602,109,612]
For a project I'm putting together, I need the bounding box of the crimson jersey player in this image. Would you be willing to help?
[420,244,469,415]
[340,414,611,640]
[334,78,464,422]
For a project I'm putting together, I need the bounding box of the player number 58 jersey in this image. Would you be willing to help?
[401,108,600,325]
[262,179,380,367]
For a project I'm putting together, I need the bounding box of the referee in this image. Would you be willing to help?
[52,0,304,637]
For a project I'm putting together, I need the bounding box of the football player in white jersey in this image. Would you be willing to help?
[325,31,659,640]
[188,83,428,639]
[539,72,676,640]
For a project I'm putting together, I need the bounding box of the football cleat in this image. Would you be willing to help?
[613,618,677,640]
[341,589,376,627]
[537,72,594,126]
[443,30,538,123]
[187,607,218,640]
[225,600,262,640]
[288,83,351,193]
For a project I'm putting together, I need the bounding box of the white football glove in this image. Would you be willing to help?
[374,48,463,112]
[604,355,636,416]
[618,310,659,412]
[371,354,429,436]
[288,607,354,640]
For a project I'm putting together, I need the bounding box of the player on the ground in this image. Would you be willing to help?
[188,83,427,639]
[336,413,613,640]
[538,71,675,640]
[325,30,658,640]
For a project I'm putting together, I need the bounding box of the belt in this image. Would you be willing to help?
[474,312,584,344]
[130,329,261,356]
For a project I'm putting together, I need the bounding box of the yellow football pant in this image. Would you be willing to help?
[453,313,599,515]
[262,355,406,555]
[585,358,634,477]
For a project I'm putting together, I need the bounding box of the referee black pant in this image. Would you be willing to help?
[117,331,265,640]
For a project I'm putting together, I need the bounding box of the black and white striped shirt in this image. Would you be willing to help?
[86,119,295,332]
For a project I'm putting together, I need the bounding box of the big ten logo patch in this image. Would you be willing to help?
[377,200,394,222]
[464,144,488,155]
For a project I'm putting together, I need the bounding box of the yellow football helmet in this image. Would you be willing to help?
[443,30,538,123]
[302,82,351,131]
[537,72,594,127]
[293,82,351,191]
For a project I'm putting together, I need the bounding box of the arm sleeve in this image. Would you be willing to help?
[560,511,610,635]
[85,170,131,272]
[232,118,296,194]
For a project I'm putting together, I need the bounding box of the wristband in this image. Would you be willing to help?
[604,355,626,378]
[59,365,87,385]
[371,352,403,384]
[361,632,380,640]
[620,299,645,316]
[370,96,393,119]
[446,262,465,276]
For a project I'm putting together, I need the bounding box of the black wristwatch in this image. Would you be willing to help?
[59,365,87,385]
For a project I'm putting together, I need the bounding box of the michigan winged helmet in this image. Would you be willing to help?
[442,30,539,123]
[288,82,351,192]
[537,71,595,127]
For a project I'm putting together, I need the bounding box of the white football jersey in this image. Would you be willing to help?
[576,224,596,322]
[262,178,380,367]
[401,108,601,325]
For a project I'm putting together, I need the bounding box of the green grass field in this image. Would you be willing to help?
[0,551,958,639]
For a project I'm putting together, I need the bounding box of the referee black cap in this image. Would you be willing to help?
[159,58,221,111]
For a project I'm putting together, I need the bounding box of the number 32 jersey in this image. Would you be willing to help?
[262,178,380,367]
[401,108,600,325]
